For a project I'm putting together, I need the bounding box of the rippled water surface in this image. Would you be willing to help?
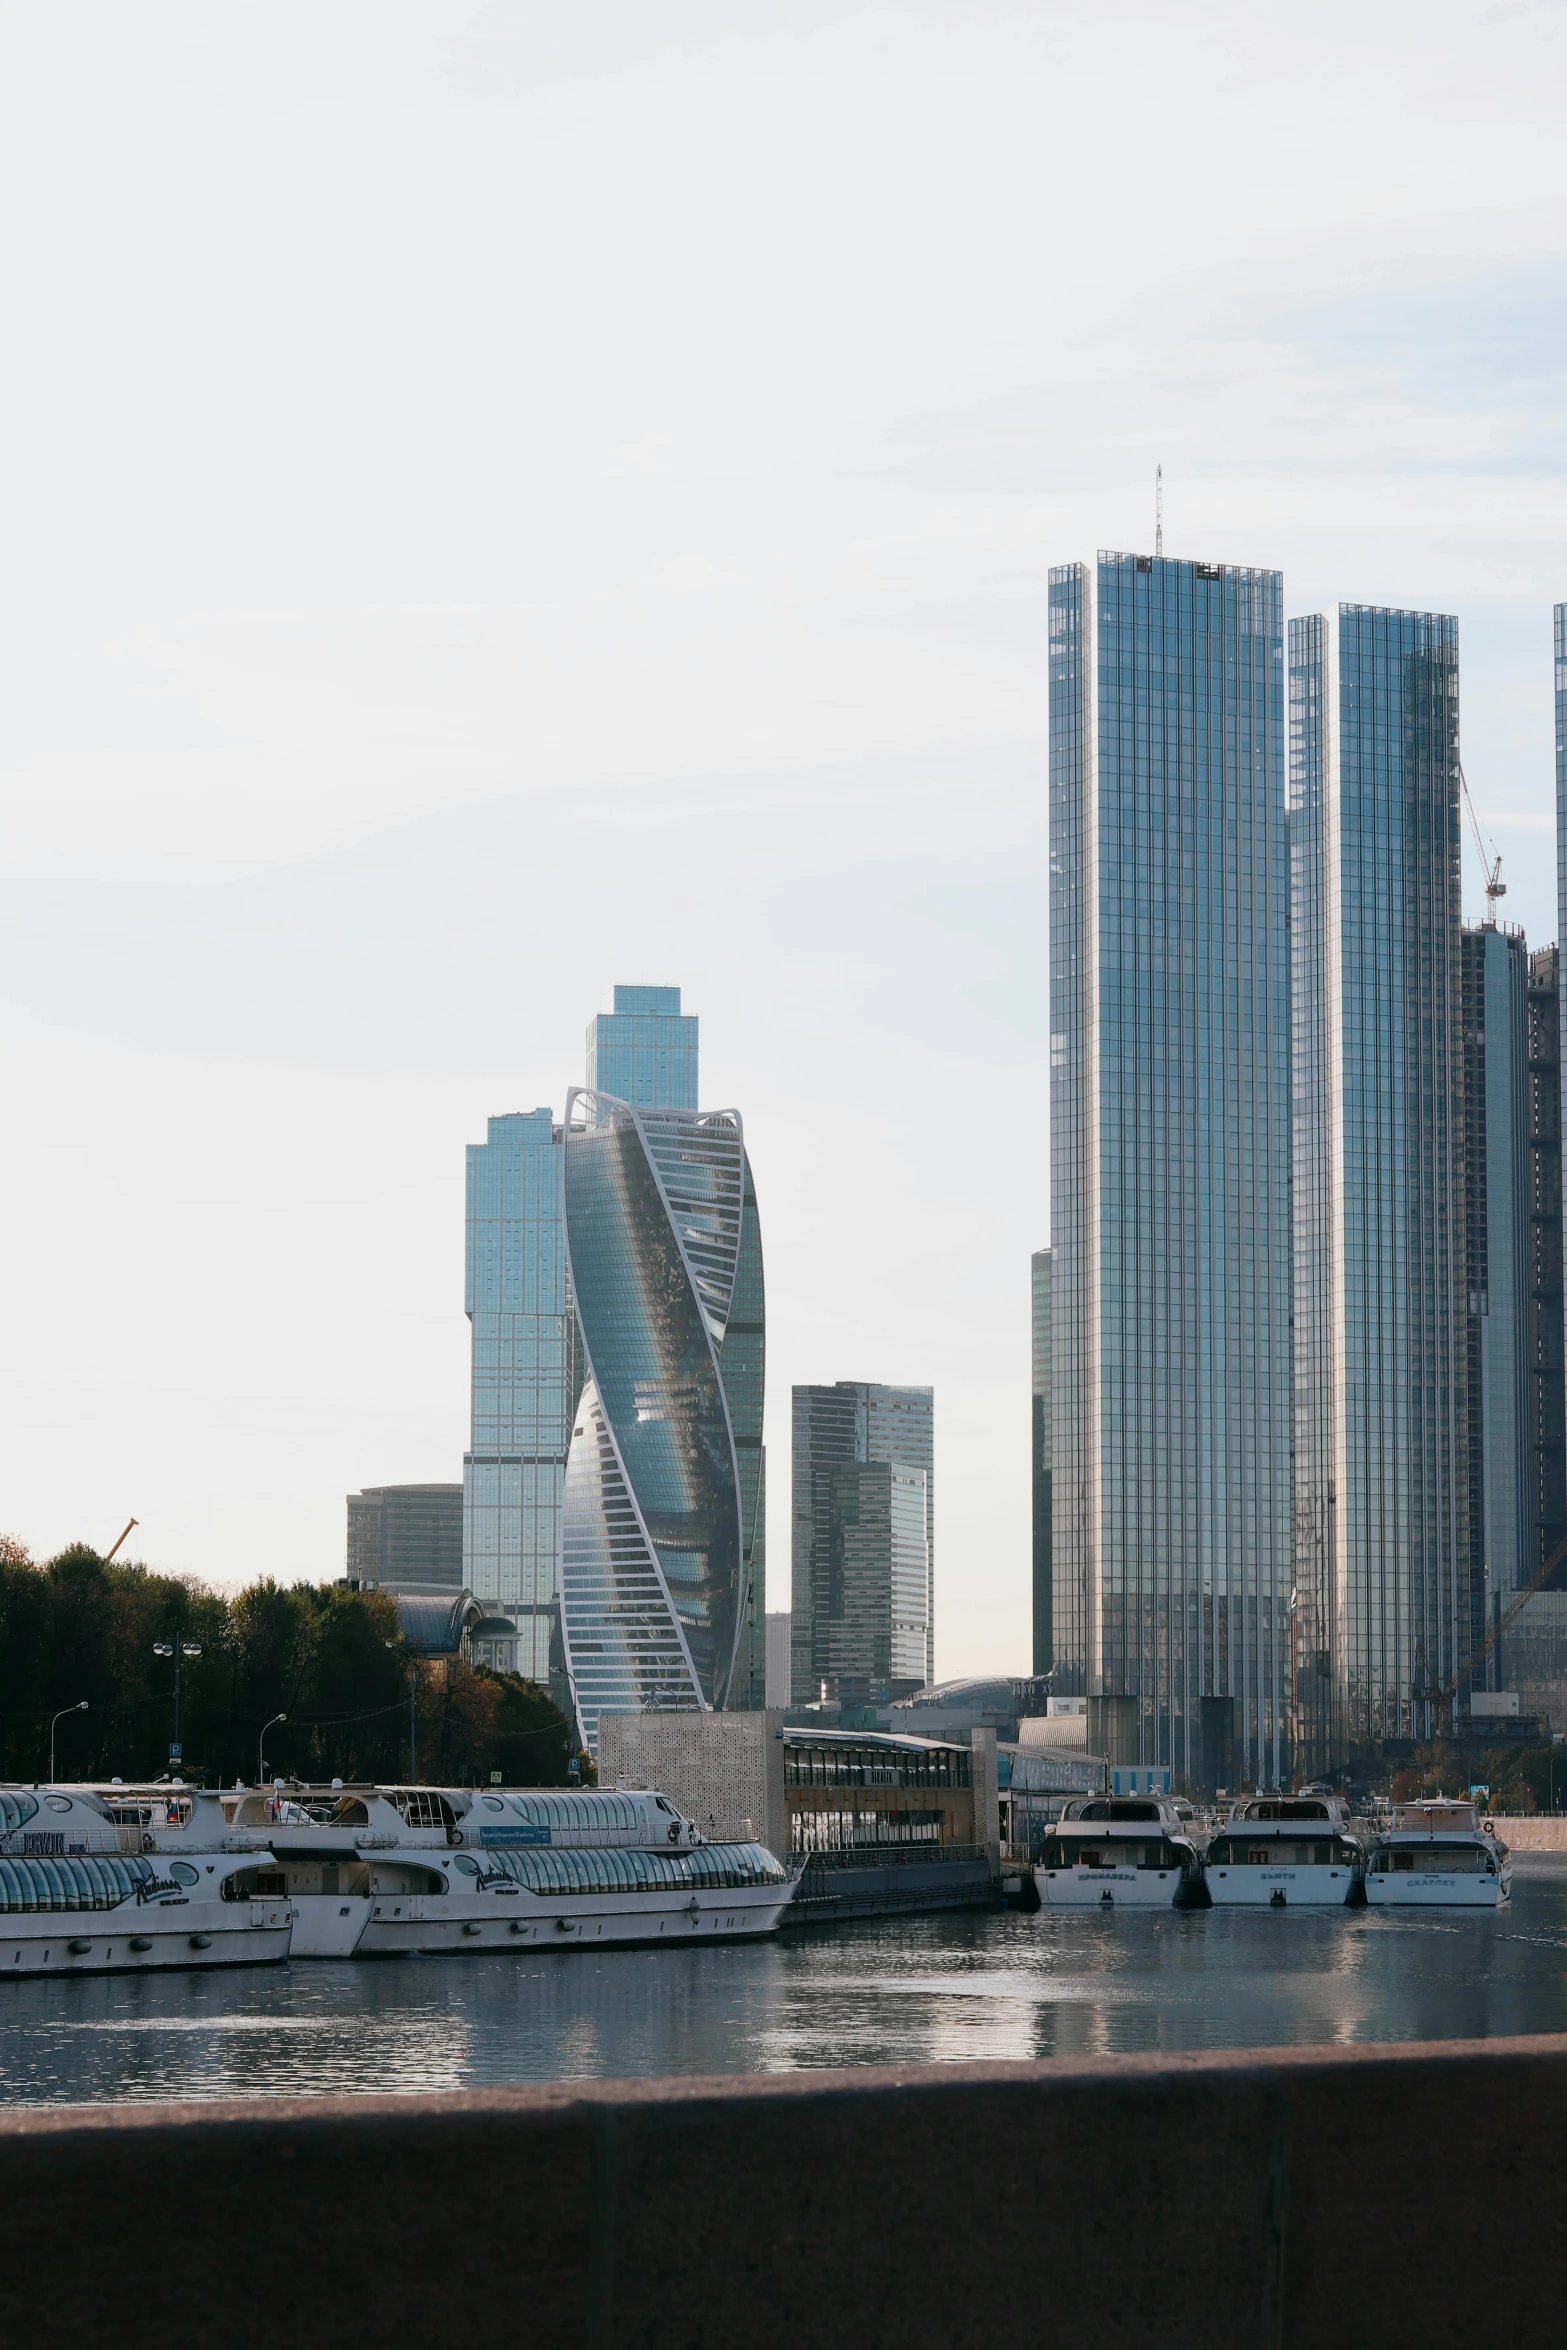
[6,1859,1567,2106]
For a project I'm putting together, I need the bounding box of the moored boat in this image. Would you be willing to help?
[0,1786,291,1977]
[218,1781,797,1954]
[1037,1794,1204,1908]
[1203,1793,1365,1907]
[1365,1799,1511,1908]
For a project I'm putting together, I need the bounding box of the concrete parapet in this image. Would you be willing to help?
[1490,1814,1567,1849]
[5,2036,1567,2345]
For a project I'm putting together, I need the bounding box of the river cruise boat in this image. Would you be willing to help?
[1204,1794,1365,1907]
[1037,1794,1203,1908]
[1365,1799,1511,1908]
[0,1786,291,1977]
[216,1782,797,1955]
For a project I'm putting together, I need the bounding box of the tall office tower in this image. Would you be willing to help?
[790,1383,934,1705]
[559,1090,764,1755]
[1031,1249,1053,1676]
[347,1484,464,1592]
[1291,605,1464,1763]
[1558,608,1567,1380]
[1050,553,1292,1789]
[1459,923,1531,1688]
[1526,947,1566,1581]
[764,1611,792,1707]
[585,984,698,1111]
[462,1110,577,1697]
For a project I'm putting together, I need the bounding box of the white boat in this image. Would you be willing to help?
[1365,1799,1512,1908]
[1037,1794,1204,1908]
[219,1782,797,1954]
[1203,1793,1365,1907]
[0,1785,291,1977]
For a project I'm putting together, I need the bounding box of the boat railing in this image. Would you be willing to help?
[791,1843,988,1875]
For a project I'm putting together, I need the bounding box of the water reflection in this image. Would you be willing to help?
[5,1861,1567,2108]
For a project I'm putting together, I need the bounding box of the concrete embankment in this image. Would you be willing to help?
[6,2036,1567,2345]
[1486,1815,1567,1849]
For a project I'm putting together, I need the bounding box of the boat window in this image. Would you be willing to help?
[0,1853,153,1912]
[474,1841,786,1896]
[386,1791,457,1832]
[0,1794,39,1837]
[481,1797,505,1812]
[169,1862,200,1886]
[453,1855,480,1875]
[44,1796,72,1814]
[1393,1852,1415,1871]
[326,1797,370,1826]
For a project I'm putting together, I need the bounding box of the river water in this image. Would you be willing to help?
[6,1857,1567,2107]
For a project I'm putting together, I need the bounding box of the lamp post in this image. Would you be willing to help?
[152,1637,202,1771]
[258,1713,286,1788]
[48,1700,88,1783]
[386,1640,417,1781]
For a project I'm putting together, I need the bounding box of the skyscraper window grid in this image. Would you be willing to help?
[1050,554,1293,1788]
[462,1109,577,1693]
[1290,605,1464,1756]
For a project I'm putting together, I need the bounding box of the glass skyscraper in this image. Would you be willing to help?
[1031,1249,1052,1677]
[585,985,698,1112]
[462,1109,577,1695]
[559,1089,765,1755]
[790,1382,934,1705]
[1049,553,1293,1789]
[1557,606,1567,1378]
[1290,605,1464,1762]
[1460,923,1531,1676]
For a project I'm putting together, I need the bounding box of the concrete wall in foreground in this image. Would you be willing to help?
[598,1709,787,1857]
[6,2039,1567,2348]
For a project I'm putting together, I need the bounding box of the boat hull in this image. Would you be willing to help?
[1206,1863,1358,1907]
[360,1880,795,1953]
[0,1899,292,1978]
[1037,1864,1188,1909]
[287,1893,372,1957]
[1365,1867,1510,1909]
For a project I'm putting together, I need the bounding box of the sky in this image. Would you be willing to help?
[1,0,1565,1677]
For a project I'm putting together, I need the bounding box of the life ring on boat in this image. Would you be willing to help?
[141,1833,155,1853]
[451,1829,464,1846]
[667,1823,681,1844]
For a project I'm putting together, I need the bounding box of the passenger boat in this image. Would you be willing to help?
[1204,1793,1365,1907]
[0,1785,291,1977]
[218,1782,797,1954]
[1365,1799,1511,1908]
[1037,1794,1204,1908]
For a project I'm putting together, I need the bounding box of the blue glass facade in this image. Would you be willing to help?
[1290,606,1464,1759]
[585,985,698,1112]
[1032,1249,1052,1676]
[790,1383,934,1704]
[1557,607,1567,1396]
[462,1109,576,1688]
[560,1091,764,1754]
[1049,553,1292,1788]
[1460,926,1531,1660]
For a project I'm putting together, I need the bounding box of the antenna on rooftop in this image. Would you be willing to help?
[1155,464,1163,560]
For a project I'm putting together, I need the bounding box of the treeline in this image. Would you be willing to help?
[0,1539,580,1790]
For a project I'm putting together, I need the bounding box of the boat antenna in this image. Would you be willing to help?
[1155,464,1163,560]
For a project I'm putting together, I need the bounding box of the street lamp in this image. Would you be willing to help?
[386,1640,417,1781]
[152,1637,202,1770]
[258,1713,286,1788]
[48,1700,88,1783]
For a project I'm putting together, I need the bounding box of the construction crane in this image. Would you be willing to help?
[1434,1526,1567,1735]
[1458,758,1505,920]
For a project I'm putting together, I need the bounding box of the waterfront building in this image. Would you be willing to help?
[765,1611,792,1707]
[1291,604,1465,1762]
[1049,552,1292,1789]
[1032,1248,1052,1676]
[585,983,698,1112]
[560,1087,765,1755]
[346,1484,463,1592]
[790,1383,933,1706]
[1459,923,1531,1685]
[462,1109,577,1696]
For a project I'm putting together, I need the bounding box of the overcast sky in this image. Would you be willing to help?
[2,0,1565,1676]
